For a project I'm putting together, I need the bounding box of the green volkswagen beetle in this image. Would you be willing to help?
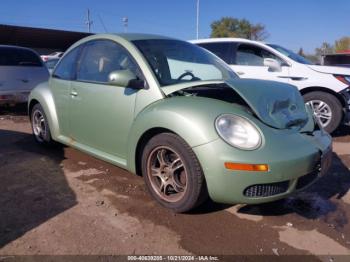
[28,34,332,212]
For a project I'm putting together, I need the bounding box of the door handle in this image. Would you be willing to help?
[236,71,245,76]
[278,76,308,81]
[70,90,78,97]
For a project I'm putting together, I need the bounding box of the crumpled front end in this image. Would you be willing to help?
[225,79,309,130]
[193,116,332,204]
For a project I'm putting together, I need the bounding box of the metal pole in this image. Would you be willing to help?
[123,17,128,33]
[86,9,93,33]
[196,0,200,39]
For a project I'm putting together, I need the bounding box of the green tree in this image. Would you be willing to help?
[335,37,350,52]
[210,17,269,40]
[298,48,305,57]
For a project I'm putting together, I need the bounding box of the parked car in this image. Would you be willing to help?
[191,38,350,133]
[41,52,63,62]
[28,34,332,212]
[45,58,60,74]
[0,45,49,105]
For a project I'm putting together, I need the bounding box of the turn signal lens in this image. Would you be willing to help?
[224,162,269,172]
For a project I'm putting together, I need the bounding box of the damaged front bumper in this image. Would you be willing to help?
[193,125,332,205]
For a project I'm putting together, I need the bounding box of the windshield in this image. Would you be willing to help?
[132,39,237,87]
[268,44,314,65]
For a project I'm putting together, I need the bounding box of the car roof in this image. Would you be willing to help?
[190,38,267,45]
[68,33,177,51]
[111,33,174,41]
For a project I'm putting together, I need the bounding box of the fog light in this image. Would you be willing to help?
[224,162,269,172]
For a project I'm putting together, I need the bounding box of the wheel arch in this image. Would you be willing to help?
[28,99,40,119]
[300,86,346,108]
[126,96,250,175]
[133,127,175,176]
[28,82,60,140]
[126,109,219,174]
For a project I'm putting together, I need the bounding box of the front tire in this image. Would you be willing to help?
[141,133,207,213]
[31,103,53,145]
[303,91,342,133]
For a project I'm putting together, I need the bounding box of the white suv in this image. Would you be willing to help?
[191,38,350,133]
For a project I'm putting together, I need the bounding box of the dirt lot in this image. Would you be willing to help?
[1,105,350,260]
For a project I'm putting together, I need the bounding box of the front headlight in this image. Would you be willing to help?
[215,114,262,150]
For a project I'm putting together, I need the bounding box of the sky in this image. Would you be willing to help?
[1,0,349,53]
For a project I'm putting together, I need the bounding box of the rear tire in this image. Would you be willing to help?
[303,91,342,133]
[141,133,207,213]
[30,103,54,145]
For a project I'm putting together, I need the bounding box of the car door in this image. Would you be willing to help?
[69,39,141,159]
[231,43,290,83]
[51,45,83,137]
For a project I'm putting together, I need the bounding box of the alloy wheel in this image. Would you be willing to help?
[32,109,47,142]
[306,100,332,128]
[146,146,188,203]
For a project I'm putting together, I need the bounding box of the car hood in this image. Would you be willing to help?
[162,79,309,129]
[307,65,350,75]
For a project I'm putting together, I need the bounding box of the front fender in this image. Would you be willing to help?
[126,96,250,173]
[28,82,60,140]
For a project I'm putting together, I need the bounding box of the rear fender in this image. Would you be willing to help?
[28,82,60,140]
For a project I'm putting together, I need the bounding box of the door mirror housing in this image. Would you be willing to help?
[263,58,282,72]
[108,70,145,89]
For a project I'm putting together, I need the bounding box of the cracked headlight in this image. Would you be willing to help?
[215,114,262,150]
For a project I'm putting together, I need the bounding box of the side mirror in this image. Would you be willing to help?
[108,70,145,89]
[263,58,282,72]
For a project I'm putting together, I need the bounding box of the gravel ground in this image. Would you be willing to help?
[0,105,350,261]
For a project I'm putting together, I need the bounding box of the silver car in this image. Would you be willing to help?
[0,45,49,105]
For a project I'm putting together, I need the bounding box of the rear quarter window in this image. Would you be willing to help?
[0,47,43,67]
[197,42,234,64]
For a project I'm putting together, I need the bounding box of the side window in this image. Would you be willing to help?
[16,49,43,67]
[198,43,233,64]
[76,40,140,84]
[53,46,81,80]
[236,44,283,66]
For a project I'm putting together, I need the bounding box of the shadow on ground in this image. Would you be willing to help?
[0,129,76,248]
[238,153,350,220]
[332,124,350,141]
[0,103,27,116]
